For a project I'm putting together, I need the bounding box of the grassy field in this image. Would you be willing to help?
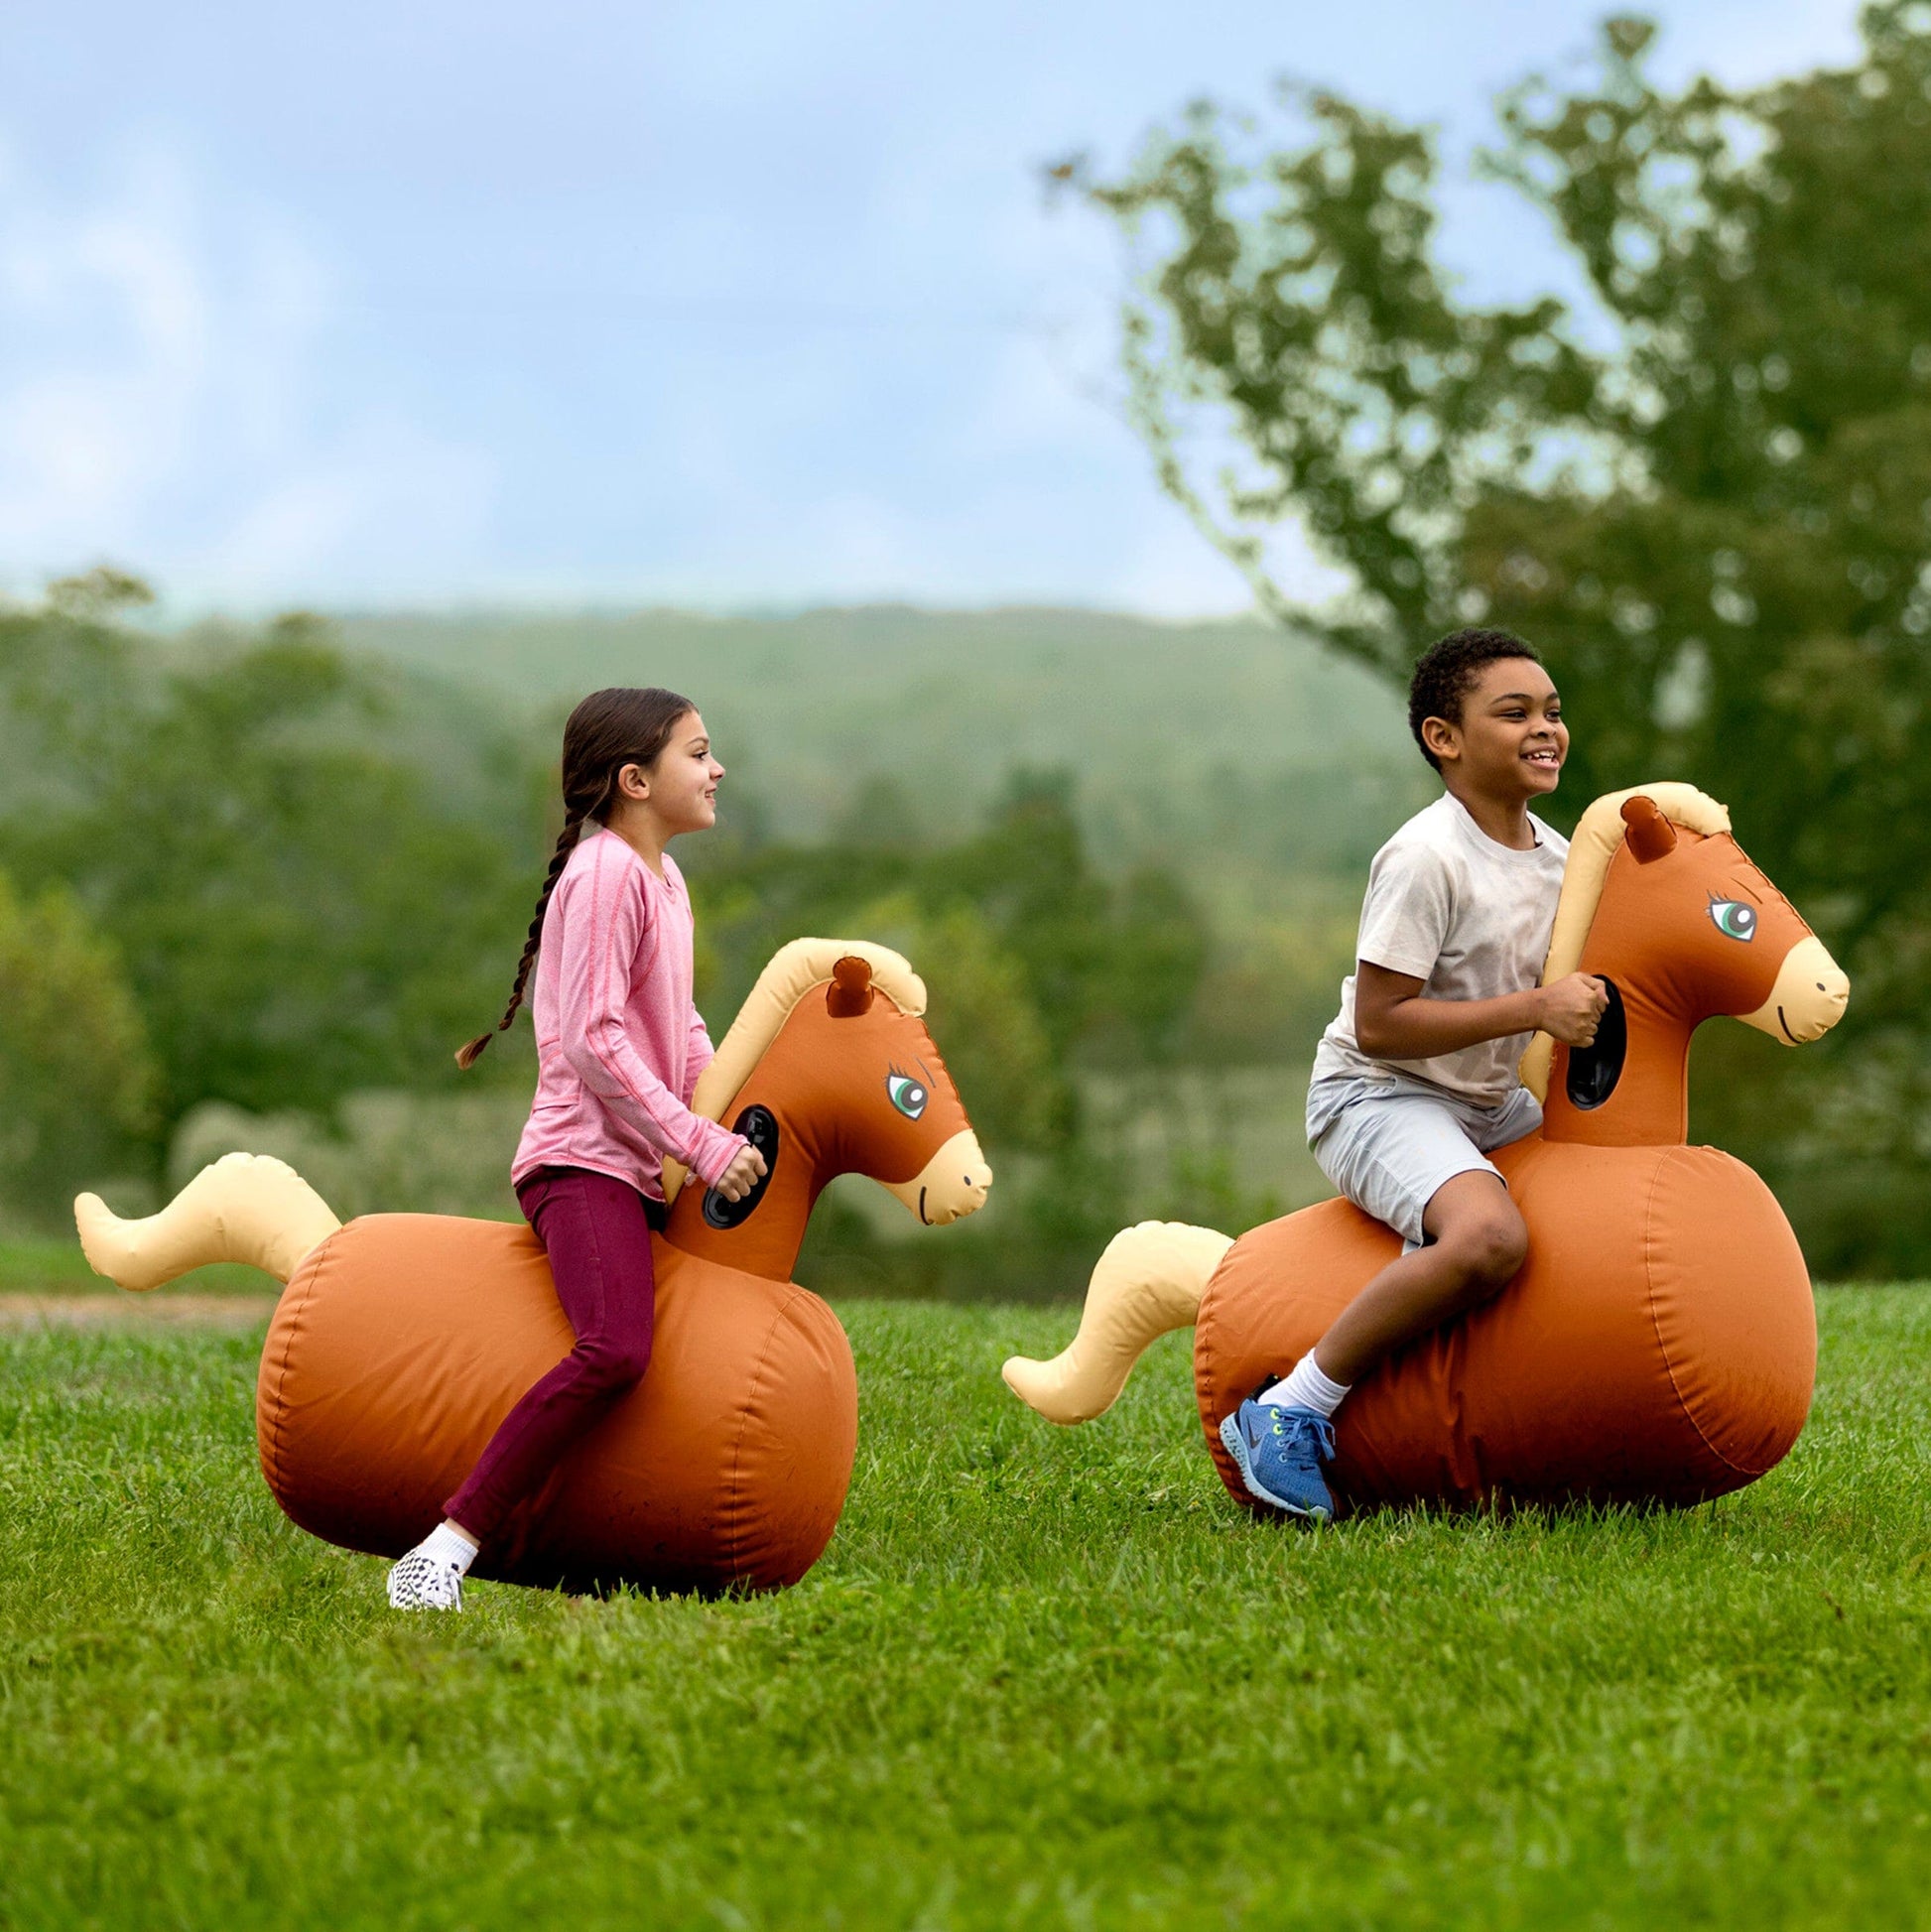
[2,1289,1928,1929]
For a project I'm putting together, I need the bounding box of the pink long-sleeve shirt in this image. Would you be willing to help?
[511,829,747,1201]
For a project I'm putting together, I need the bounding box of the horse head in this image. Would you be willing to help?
[662,939,992,1279]
[1610,794,1849,1044]
[1524,784,1850,1146]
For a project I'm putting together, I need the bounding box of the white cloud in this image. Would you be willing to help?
[199,416,499,600]
[0,146,206,552]
[0,135,495,609]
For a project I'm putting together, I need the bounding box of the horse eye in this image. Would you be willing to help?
[1709,899,1756,942]
[886,1074,928,1119]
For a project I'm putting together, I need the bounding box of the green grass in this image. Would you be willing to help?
[2,1291,1928,1929]
[0,1237,114,1292]
[0,1238,272,1297]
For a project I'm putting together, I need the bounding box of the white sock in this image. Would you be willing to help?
[1258,1354,1351,1419]
[421,1520,479,1575]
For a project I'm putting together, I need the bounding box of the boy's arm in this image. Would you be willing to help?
[1353,962,1608,1061]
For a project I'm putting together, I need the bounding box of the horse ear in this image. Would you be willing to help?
[1621,794,1678,864]
[826,955,874,1018]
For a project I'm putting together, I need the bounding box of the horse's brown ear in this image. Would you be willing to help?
[826,955,874,1018]
[1621,795,1678,864]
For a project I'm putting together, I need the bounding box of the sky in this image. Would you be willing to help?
[0,2,1867,618]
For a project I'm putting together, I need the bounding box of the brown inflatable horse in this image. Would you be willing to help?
[1005,786,1850,1513]
[78,941,991,1593]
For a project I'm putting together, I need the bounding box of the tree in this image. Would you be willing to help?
[0,594,543,1148]
[1072,3,1931,1268]
[691,767,1210,1084]
[0,868,154,1226]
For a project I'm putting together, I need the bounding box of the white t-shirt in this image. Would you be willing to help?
[1311,794,1570,1106]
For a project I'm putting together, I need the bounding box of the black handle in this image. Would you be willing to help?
[702,1104,781,1229]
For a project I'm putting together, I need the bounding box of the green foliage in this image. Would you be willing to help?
[1079,2,1931,1268]
[1145,1144,1286,1236]
[693,771,1211,1092]
[168,1091,530,1224]
[0,592,543,1148]
[0,869,154,1227]
[930,770,1114,1064]
[2,1291,1929,1926]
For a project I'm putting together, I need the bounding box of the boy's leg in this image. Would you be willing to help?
[1224,1091,1527,1520]
[1306,1170,1526,1385]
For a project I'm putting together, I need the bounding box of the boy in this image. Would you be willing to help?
[1222,628,1609,1522]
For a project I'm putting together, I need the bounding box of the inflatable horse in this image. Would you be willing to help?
[77,942,991,1592]
[1004,787,1850,1512]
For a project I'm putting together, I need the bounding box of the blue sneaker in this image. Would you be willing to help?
[1219,1399,1337,1522]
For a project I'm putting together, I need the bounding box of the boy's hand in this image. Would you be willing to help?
[1536,972,1609,1047]
[713,1144,769,1202]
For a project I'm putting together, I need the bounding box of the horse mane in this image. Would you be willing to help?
[660,939,928,1204]
[1519,783,1732,1103]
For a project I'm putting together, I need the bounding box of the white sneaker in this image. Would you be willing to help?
[386,1544,465,1611]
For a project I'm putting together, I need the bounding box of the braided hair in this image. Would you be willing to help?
[1407,628,1542,772]
[456,686,696,1069]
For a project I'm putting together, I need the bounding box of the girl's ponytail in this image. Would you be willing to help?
[454,806,591,1069]
[456,687,694,1070]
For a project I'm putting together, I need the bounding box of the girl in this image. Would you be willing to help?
[386,687,766,1610]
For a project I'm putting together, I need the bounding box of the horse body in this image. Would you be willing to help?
[1196,1137,1812,1510]
[1007,787,1848,1515]
[260,1219,853,1592]
[83,943,992,1594]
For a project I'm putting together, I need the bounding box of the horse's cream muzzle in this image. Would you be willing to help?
[1739,936,1850,1045]
[883,1130,993,1226]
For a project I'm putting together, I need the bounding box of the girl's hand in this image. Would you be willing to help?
[1535,972,1609,1047]
[713,1144,769,1203]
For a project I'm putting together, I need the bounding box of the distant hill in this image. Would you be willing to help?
[333,605,1428,873]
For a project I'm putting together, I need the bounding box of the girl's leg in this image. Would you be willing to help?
[441,1169,658,1547]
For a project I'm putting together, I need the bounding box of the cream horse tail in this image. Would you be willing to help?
[1000,1220,1234,1424]
[74,1153,342,1292]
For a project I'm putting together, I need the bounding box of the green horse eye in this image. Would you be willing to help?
[886,1073,928,1120]
[1708,899,1757,942]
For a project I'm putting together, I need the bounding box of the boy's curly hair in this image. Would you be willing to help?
[1407,628,1543,772]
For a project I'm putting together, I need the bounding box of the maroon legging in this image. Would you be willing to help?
[443,1166,660,1545]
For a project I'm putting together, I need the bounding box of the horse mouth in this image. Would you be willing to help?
[918,1186,930,1225]
[1778,1005,1797,1043]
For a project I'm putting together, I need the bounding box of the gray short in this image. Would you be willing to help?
[1305,1073,1542,1249]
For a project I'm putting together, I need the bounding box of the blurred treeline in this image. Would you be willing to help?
[0,579,1412,1296]
[1,551,1925,1280]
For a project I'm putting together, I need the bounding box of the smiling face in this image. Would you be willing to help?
[1423,657,1568,805]
[616,710,724,837]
